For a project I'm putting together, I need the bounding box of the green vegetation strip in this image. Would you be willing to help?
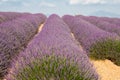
[15,55,85,80]
[89,39,120,66]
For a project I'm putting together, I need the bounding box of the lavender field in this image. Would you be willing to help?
[0,12,120,80]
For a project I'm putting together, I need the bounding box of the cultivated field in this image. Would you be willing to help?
[0,12,120,80]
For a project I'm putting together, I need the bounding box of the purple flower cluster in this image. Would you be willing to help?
[62,15,120,53]
[6,14,99,80]
[0,13,46,78]
[77,15,120,36]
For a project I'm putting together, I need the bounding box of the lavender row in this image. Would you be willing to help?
[99,17,120,26]
[0,12,25,24]
[77,15,120,36]
[63,15,119,51]
[62,15,120,66]
[0,13,46,79]
[6,14,99,80]
[0,13,46,47]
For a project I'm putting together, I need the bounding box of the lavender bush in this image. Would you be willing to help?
[0,13,46,79]
[0,12,23,24]
[63,15,120,66]
[77,15,120,36]
[0,32,20,78]
[99,17,120,26]
[6,14,99,80]
[0,12,44,24]
[0,13,46,47]
[19,13,46,28]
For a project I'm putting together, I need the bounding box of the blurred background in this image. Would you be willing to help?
[0,0,120,17]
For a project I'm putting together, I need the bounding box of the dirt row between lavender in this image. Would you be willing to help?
[91,59,120,80]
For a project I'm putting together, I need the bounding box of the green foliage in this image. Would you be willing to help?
[15,55,86,80]
[89,39,120,66]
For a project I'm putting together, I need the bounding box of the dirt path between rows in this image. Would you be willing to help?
[38,24,44,32]
[91,60,120,80]
[71,33,84,51]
